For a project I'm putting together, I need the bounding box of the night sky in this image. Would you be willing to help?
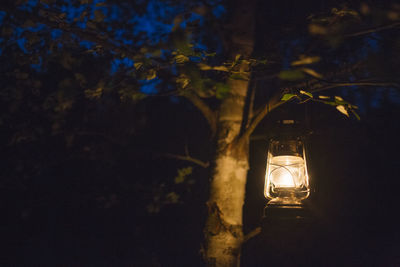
[2,0,400,266]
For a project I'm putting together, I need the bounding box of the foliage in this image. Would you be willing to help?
[1,0,400,264]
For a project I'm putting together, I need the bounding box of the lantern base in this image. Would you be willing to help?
[264,200,312,221]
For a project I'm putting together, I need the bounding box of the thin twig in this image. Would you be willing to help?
[237,92,284,145]
[344,22,400,38]
[163,153,210,168]
[184,92,217,136]
[310,81,400,93]
[243,227,261,243]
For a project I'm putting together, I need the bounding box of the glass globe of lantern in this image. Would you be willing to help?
[264,137,310,206]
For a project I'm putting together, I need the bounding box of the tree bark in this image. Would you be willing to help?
[203,0,257,266]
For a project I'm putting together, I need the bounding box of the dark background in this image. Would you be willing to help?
[2,0,400,266]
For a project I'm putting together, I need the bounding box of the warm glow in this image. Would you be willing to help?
[269,155,305,188]
[265,154,310,202]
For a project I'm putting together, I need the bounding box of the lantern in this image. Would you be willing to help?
[264,137,310,207]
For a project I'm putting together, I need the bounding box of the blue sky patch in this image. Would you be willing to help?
[140,78,160,94]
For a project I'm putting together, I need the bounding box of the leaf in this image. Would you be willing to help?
[146,203,159,214]
[324,101,338,106]
[257,59,268,65]
[85,87,102,99]
[301,68,323,79]
[174,167,192,184]
[215,83,230,99]
[131,92,146,101]
[198,63,212,70]
[174,54,189,64]
[331,8,360,19]
[205,52,216,57]
[235,54,241,62]
[351,109,361,120]
[291,56,320,66]
[74,73,86,86]
[134,62,142,70]
[300,90,313,98]
[319,95,330,99]
[176,74,190,89]
[281,93,297,101]
[336,105,349,117]
[166,192,179,204]
[212,66,229,72]
[278,70,305,81]
[94,10,105,22]
[146,69,157,80]
[151,49,162,58]
[334,96,344,101]
[60,53,76,70]
[309,24,328,35]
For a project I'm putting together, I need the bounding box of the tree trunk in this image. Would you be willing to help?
[203,0,257,266]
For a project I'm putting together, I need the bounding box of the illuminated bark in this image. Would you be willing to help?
[203,0,257,265]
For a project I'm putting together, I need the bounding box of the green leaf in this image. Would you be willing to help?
[146,69,157,80]
[174,54,189,64]
[291,56,320,66]
[300,90,313,98]
[166,192,179,204]
[212,66,229,72]
[85,87,102,99]
[351,109,361,120]
[176,74,190,89]
[281,93,297,101]
[131,91,146,101]
[308,24,328,35]
[197,63,212,70]
[174,166,193,184]
[301,68,323,79]
[257,59,268,64]
[235,54,241,62]
[134,62,143,70]
[215,83,230,99]
[278,70,305,81]
[318,95,330,99]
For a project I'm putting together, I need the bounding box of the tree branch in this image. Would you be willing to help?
[243,227,261,243]
[5,7,140,60]
[184,92,217,136]
[237,90,284,145]
[344,22,400,38]
[163,153,210,168]
[310,81,400,93]
[236,61,396,145]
